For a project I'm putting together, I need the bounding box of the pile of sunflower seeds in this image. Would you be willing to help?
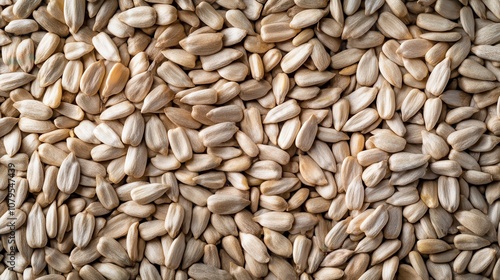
[0,0,499,279]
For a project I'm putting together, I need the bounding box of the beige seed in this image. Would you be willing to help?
[196,2,224,30]
[207,194,251,215]
[422,131,450,160]
[0,72,36,92]
[180,33,224,56]
[437,176,460,213]
[447,126,486,151]
[295,115,318,151]
[118,6,157,28]
[342,108,380,132]
[253,211,294,232]
[27,203,47,248]
[200,48,243,72]
[188,263,231,280]
[240,232,270,264]
[263,228,293,257]
[93,123,124,148]
[389,153,430,172]
[468,248,495,274]
[371,129,407,153]
[38,53,68,88]
[35,32,60,64]
[64,0,85,33]
[280,43,313,73]
[56,152,80,194]
[199,122,239,147]
[102,63,130,98]
[80,60,106,96]
[97,236,133,267]
[343,10,378,40]
[455,210,492,236]
[377,12,412,40]
[73,211,95,248]
[454,234,491,251]
[130,183,169,204]
[261,22,300,43]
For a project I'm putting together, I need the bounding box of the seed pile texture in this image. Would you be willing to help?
[0,0,499,279]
